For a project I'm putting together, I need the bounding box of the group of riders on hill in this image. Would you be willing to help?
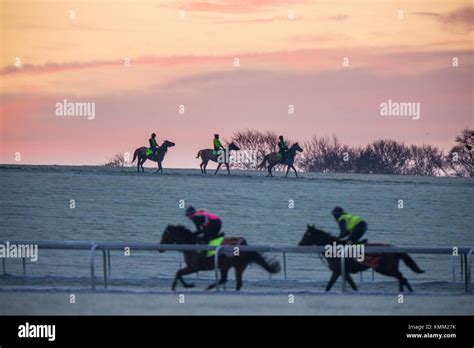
[147,132,290,161]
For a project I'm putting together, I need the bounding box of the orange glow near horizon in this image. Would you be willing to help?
[1,0,473,167]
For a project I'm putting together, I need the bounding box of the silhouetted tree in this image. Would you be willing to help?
[105,153,126,167]
[445,128,473,177]
[406,145,445,176]
[356,139,410,174]
[227,128,470,177]
[298,136,359,173]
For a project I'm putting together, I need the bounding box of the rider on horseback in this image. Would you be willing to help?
[185,205,225,256]
[278,135,288,161]
[149,133,159,156]
[331,206,368,244]
[213,134,225,156]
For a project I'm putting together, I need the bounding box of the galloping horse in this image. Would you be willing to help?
[196,142,240,175]
[298,225,424,292]
[160,225,280,290]
[132,140,175,173]
[257,143,303,177]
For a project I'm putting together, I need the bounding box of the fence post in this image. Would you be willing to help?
[107,250,111,278]
[283,252,287,281]
[452,255,456,282]
[102,249,108,289]
[341,252,346,292]
[89,242,98,290]
[466,249,473,294]
[214,246,221,291]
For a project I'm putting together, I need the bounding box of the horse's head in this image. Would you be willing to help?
[298,225,333,246]
[162,140,175,148]
[290,142,303,153]
[228,142,240,151]
[160,225,193,251]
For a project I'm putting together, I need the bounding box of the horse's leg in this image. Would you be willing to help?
[346,274,358,291]
[199,161,204,174]
[207,266,229,290]
[267,164,273,177]
[226,163,230,175]
[394,271,412,292]
[156,161,163,173]
[203,160,208,174]
[403,277,413,292]
[140,158,145,172]
[137,159,140,172]
[172,266,199,290]
[234,265,246,290]
[292,165,298,177]
[285,165,290,177]
[214,163,222,175]
[326,272,339,292]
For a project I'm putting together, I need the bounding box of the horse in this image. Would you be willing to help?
[132,140,175,173]
[160,225,280,290]
[257,143,303,177]
[298,225,424,292]
[196,142,240,175]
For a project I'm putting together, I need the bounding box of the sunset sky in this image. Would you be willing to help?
[1,0,473,168]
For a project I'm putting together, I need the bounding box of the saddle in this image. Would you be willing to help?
[360,255,382,268]
[277,152,287,162]
[220,237,245,257]
[204,235,244,257]
[358,243,386,269]
[146,148,157,156]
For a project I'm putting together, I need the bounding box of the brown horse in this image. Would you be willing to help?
[196,142,240,175]
[132,140,175,173]
[257,142,303,177]
[160,225,280,291]
[298,225,424,292]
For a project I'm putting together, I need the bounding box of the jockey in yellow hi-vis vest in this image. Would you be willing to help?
[213,134,224,155]
[278,135,288,160]
[148,133,158,156]
[331,206,368,244]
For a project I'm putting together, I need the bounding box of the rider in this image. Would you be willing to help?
[213,134,225,156]
[185,205,225,256]
[149,133,159,156]
[331,206,368,244]
[278,135,288,160]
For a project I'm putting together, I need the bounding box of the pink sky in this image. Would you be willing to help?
[1,0,473,168]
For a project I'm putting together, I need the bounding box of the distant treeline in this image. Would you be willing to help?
[229,128,473,177]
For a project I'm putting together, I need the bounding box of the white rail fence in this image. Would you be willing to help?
[1,241,472,293]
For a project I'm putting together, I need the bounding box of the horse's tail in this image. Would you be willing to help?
[399,253,424,273]
[196,150,202,159]
[251,253,281,274]
[257,155,268,170]
[132,149,138,163]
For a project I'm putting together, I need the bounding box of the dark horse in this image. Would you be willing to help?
[196,142,240,175]
[257,143,303,177]
[298,225,424,292]
[160,225,280,290]
[132,140,175,173]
